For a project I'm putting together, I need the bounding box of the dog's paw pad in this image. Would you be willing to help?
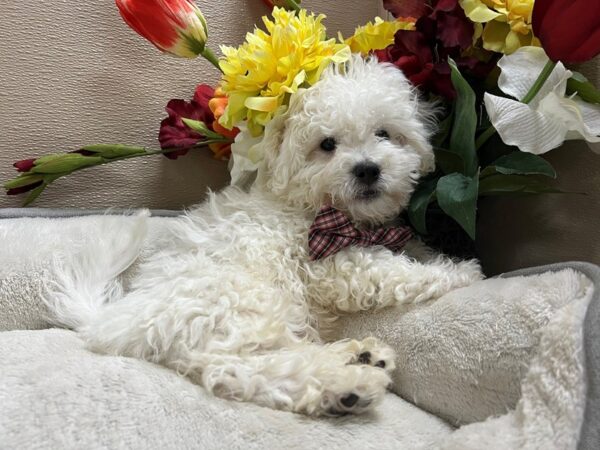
[357,351,371,364]
[328,392,370,416]
[340,393,359,408]
[319,365,390,417]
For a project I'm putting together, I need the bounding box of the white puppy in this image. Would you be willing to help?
[48,56,482,417]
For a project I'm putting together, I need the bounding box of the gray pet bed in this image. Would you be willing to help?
[0,208,598,449]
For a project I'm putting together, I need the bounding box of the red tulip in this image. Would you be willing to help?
[532,0,600,63]
[115,0,208,58]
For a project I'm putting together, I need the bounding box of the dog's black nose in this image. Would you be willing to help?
[352,162,381,185]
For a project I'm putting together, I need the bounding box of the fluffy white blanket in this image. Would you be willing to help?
[0,212,597,449]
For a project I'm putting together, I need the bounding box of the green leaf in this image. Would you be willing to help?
[80,144,146,159]
[181,118,224,140]
[407,178,437,234]
[435,147,464,174]
[479,174,562,196]
[436,172,479,239]
[433,112,453,148]
[567,71,600,104]
[23,183,47,206]
[483,152,556,178]
[21,174,63,206]
[31,154,103,174]
[447,58,478,177]
[4,174,44,189]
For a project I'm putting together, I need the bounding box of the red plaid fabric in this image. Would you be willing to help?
[308,206,413,260]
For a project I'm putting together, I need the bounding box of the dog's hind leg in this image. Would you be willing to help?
[190,339,393,417]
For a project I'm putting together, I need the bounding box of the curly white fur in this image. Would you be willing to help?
[46,56,482,417]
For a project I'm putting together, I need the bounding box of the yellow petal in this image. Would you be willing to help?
[504,30,522,54]
[482,21,510,53]
[459,0,503,22]
[244,96,279,112]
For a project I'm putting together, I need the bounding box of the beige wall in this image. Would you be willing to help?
[0,0,380,209]
[1,2,598,272]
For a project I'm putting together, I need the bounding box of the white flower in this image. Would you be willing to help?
[228,105,290,188]
[484,46,600,155]
[228,126,264,188]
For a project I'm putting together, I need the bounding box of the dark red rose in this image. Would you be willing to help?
[532,0,600,63]
[158,84,216,159]
[13,159,36,172]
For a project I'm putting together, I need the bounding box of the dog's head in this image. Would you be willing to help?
[255,55,435,225]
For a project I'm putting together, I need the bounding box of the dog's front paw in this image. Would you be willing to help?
[348,337,396,373]
[394,259,483,303]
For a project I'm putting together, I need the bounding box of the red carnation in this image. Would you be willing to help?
[382,0,429,20]
[379,0,495,99]
[158,84,216,159]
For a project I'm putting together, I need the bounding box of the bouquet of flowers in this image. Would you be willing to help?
[5,0,600,255]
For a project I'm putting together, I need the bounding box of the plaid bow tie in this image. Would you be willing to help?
[308,206,413,260]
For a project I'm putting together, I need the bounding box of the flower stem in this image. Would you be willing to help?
[521,60,557,105]
[85,140,230,167]
[284,0,302,12]
[475,59,557,151]
[475,125,497,150]
[200,47,222,73]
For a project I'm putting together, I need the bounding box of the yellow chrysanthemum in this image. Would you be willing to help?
[459,0,540,54]
[344,17,415,55]
[218,7,350,136]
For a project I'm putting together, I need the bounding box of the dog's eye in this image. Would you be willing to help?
[319,137,337,152]
[375,129,390,139]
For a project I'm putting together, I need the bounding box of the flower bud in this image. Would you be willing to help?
[13,158,36,172]
[4,174,44,195]
[31,153,103,174]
